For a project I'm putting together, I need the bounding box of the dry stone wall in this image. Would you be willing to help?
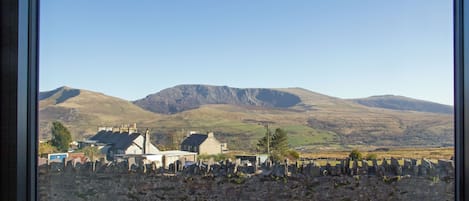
[38,157,454,201]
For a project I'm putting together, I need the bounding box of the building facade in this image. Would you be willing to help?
[83,129,159,160]
[180,132,227,155]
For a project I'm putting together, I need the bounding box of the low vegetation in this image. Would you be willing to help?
[38,141,58,157]
[301,147,454,160]
[198,153,232,162]
[365,153,378,160]
[79,146,102,162]
[349,149,363,160]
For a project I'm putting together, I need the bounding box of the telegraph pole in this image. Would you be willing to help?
[265,124,270,156]
[258,121,273,157]
[264,123,270,156]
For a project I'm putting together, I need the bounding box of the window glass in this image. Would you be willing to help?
[39,1,454,200]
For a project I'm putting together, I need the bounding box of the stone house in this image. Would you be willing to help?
[85,129,159,160]
[180,132,227,155]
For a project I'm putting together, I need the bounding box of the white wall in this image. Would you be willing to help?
[147,143,159,154]
[125,144,142,155]
[123,135,159,154]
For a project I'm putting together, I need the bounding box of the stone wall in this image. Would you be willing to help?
[40,157,454,179]
[38,157,454,200]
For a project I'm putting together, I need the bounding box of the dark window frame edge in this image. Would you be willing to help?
[455,0,468,200]
[11,0,468,200]
[18,0,38,200]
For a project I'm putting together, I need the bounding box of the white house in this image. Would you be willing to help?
[86,129,159,160]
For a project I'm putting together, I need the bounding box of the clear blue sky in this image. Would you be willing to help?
[40,0,454,105]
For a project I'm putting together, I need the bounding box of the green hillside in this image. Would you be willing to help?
[39,86,453,152]
[39,86,162,140]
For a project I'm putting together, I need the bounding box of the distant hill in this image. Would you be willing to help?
[39,86,161,140]
[39,85,454,151]
[133,84,302,114]
[351,95,453,114]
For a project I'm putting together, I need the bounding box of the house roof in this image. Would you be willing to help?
[89,131,141,150]
[180,134,208,147]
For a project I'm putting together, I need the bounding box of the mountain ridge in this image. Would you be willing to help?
[38,86,162,140]
[133,84,303,114]
[38,85,454,150]
[350,95,453,114]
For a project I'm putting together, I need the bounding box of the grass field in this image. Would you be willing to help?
[39,86,454,155]
[300,147,454,160]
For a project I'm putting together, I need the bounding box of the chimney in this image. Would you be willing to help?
[133,123,137,133]
[187,131,197,138]
[207,132,214,138]
[144,129,150,154]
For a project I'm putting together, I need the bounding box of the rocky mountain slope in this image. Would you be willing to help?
[351,95,453,114]
[133,84,302,114]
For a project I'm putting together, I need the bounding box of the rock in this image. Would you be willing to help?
[437,159,454,178]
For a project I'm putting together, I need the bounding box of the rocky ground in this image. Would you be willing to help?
[39,172,454,201]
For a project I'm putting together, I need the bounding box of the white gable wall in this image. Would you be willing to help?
[122,135,159,154]
[125,144,143,155]
[147,143,159,154]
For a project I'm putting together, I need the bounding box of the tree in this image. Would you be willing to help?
[50,121,72,152]
[256,129,272,154]
[349,149,363,160]
[257,128,290,161]
[82,146,101,161]
[271,128,289,156]
[81,146,102,172]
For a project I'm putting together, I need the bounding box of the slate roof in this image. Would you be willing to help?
[89,131,141,150]
[180,134,208,147]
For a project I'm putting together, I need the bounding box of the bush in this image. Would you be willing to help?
[214,153,229,161]
[198,153,230,162]
[349,149,363,160]
[198,154,210,160]
[38,141,57,157]
[286,150,300,160]
[365,153,378,160]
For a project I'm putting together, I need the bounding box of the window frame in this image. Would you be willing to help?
[454,0,468,199]
[1,0,38,200]
[1,0,467,200]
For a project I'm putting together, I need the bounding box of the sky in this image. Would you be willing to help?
[40,0,454,105]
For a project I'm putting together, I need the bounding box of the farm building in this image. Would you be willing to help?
[122,151,197,169]
[82,129,159,160]
[180,132,228,155]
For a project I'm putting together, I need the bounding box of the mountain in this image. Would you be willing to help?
[351,95,453,114]
[39,86,161,140]
[133,84,302,114]
[133,85,452,150]
[39,85,454,151]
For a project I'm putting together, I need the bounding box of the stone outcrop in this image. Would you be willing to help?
[133,85,302,114]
